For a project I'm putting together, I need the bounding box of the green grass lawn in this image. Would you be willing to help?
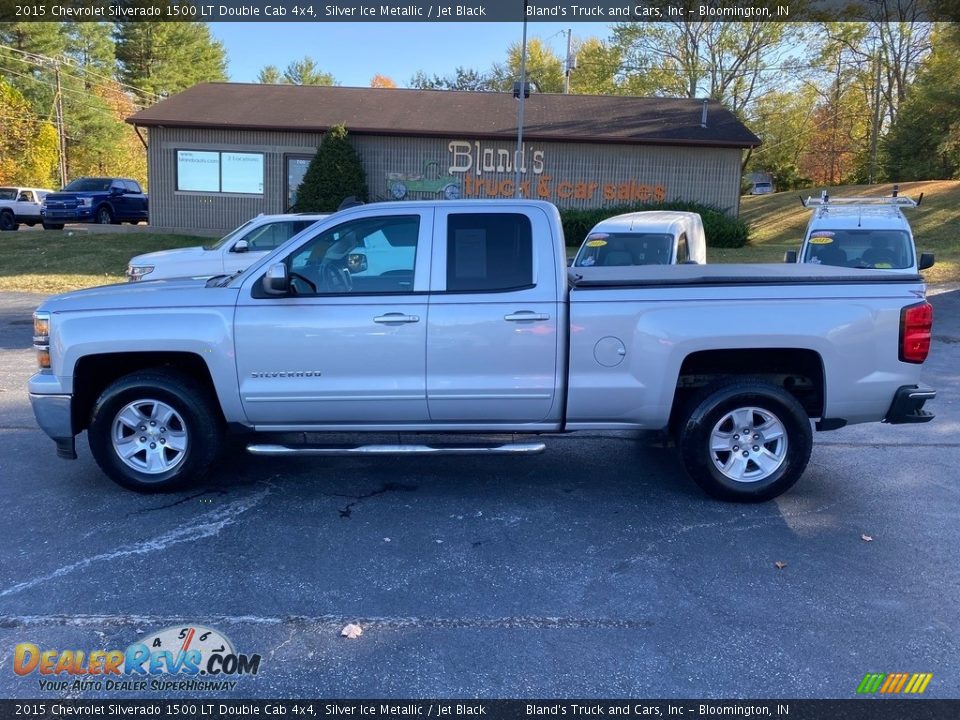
[4,181,959,295]
[0,231,209,294]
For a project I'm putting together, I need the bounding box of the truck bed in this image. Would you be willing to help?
[568,263,923,288]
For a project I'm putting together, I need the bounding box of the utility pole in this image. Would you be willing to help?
[52,57,67,187]
[514,2,529,197]
[563,29,573,94]
[868,49,882,185]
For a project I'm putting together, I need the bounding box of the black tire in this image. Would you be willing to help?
[95,206,114,225]
[0,211,18,231]
[87,369,224,493]
[676,379,813,502]
[42,222,64,230]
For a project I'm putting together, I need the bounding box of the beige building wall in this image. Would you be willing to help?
[147,127,744,231]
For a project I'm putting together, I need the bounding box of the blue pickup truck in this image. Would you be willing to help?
[41,177,149,229]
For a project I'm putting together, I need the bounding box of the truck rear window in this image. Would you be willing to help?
[0,188,17,201]
[803,229,913,269]
[575,232,673,267]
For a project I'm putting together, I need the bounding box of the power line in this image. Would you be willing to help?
[0,43,162,101]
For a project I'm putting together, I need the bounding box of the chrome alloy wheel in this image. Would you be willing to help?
[111,399,188,475]
[709,406,788,483]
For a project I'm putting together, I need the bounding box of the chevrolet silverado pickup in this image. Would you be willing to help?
[28,200,936,501]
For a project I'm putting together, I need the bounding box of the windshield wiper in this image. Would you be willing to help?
[204,270,243,288]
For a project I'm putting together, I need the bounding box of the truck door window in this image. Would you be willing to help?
[243,221,312,252]
[124,180,142,194]
[286,215,420,295]
[446,213,533,292]
[19,191,34,202]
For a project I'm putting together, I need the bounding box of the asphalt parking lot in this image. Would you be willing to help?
[0,288,958,700]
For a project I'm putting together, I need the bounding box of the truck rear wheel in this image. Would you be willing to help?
[0,211,18,231]
[676,379,812,502]
[87,370,223,493]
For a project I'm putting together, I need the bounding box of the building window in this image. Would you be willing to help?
[286,155,313,210]
[446,213,533,292]
[176,150,264,194]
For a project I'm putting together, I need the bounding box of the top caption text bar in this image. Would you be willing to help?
[2,0,956,23]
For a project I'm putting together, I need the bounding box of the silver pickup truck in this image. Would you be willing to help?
[28,200,936,501]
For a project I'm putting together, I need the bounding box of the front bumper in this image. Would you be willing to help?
[29,392,77,459]
[884,385,936,424]
[41,208,93,222]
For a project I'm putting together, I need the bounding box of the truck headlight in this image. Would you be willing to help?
[127,265,154,281]
[34,311,50,369]
[78,197,92,207]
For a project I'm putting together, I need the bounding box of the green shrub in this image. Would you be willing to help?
[293,124,368,212]
[559,201,750,249]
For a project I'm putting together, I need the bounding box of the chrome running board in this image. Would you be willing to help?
[247,442,546,456]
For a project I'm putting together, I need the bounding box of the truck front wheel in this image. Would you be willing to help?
[0,211,18,231]
[96,206,115,224]
[677,379,812,502]
[87,370,224,492]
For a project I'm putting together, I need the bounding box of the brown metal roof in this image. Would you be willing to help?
[127,83,760,148]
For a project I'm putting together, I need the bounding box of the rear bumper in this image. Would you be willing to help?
[884,385,936,424]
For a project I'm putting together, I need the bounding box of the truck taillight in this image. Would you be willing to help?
[900,301,933,364]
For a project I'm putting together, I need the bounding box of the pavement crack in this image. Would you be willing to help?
[0,614,654,631]
[326,482,417,519]
[0,487,272,599]
[127,489,229,516]
[270,626,298,660]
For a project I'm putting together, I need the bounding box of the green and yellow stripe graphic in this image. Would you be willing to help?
[857,673,933,694]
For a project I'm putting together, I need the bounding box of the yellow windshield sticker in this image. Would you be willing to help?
[585,239,607,247]
[875,263,892,268]
[809,236,834,244]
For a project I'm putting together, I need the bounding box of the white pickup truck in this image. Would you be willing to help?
[126,213,329,281]
[28,200,936,502]
[0,186,53,231]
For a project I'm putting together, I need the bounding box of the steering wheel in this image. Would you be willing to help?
[319,261,352,293]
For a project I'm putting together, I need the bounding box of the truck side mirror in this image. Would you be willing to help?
[233,239,249,254]
[784,250,797,263]
[262,263,289,295]
[346,253,368,273]
[918,252,935,271]
[110,187,124,196]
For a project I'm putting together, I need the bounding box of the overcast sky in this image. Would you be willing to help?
[210,22,613,88]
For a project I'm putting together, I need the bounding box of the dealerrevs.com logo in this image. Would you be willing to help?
[14,625,262,692]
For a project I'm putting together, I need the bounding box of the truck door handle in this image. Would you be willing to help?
[504,312,550,322]
[373,313,420,324]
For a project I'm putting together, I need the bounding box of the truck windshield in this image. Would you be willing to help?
[0,188,18,201]
[575,232,674,267]
[803,229,914,269]
[62,179,113,192]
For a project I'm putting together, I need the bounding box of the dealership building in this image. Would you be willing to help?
[127,83,760,231]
